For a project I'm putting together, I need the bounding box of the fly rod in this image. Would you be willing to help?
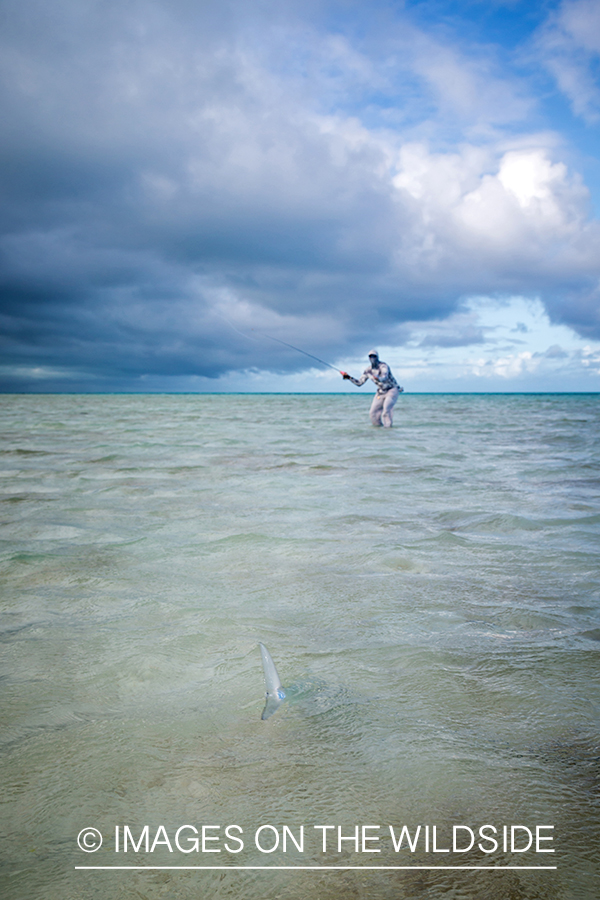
[253,331,346,374]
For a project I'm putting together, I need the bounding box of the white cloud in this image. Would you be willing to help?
[407,32,532,127]
[498,151,567,209]
[392,142,598,290]
[535,0,600,123]
[580,344,600,373]
[471,350,536,380]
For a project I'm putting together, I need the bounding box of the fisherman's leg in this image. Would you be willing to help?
[369,394,384,426]
[381,388,399,428]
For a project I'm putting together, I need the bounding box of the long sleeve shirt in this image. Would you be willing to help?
[348,361,402,395]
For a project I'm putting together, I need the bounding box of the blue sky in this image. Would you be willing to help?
[1,0,599,392]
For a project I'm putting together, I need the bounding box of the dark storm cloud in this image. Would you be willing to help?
[1,0,599,390]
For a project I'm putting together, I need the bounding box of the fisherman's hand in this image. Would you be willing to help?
[341,371,350,379]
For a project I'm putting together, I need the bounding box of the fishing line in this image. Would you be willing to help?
[212,315,346,374]
[213,311,263,342]
[252,330,343,373]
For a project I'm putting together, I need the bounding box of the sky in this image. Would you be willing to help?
[1,0,600,393]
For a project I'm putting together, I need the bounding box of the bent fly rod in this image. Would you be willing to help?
[253,331,347,375]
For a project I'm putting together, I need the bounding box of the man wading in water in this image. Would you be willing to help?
[342,350,403,427]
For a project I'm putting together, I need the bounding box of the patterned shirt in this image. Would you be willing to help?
[348,361,402,395]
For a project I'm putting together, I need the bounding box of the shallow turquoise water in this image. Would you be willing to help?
[1,393,599,899]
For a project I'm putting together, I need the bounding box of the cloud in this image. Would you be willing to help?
[391,142,599,299]
[541,343,569,358]
[371,294,600,393]
[0,0,599,390]
[418,326,486,348]
[534,0,600,123]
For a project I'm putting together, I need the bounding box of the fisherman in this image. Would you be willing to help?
[342,350,403,427]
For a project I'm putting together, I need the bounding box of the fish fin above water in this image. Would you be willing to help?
[259,642,282,693]
[258,642,286,720]
[261,687,286,720]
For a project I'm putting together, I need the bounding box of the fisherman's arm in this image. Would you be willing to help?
[341,371,369,386]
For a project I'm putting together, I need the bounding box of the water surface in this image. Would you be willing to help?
[1,393,599,899]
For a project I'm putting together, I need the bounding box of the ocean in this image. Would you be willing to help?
[1,392,599,900]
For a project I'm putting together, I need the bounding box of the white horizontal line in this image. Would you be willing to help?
[75,865,557,871]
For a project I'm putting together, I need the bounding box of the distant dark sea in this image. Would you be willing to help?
[1,393,599,899]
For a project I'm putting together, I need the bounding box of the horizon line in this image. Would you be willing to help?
[1,390,599,397]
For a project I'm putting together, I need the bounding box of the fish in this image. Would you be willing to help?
[258,642,287,720]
